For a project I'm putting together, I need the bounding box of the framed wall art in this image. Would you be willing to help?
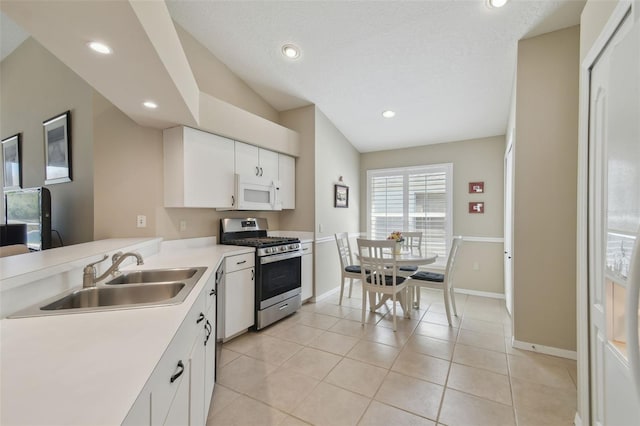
[43,110,72,184]
[2,133,22,190]
[334,184,349,208]
[469,181,484,193]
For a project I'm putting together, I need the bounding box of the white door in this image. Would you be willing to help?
[588,9,640,425]
[504,138,514,317]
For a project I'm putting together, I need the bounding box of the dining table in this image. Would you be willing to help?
[356,249,438,318]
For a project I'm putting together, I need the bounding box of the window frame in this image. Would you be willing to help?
[366,163,453,267]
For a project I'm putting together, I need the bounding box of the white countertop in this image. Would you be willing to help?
[0,239,253,426]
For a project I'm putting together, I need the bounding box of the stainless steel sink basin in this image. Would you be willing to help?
[8,266,207,318]
[41,283,186,310]
[106,268,199,285]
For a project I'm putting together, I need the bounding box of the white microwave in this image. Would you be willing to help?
[233,174,282,211]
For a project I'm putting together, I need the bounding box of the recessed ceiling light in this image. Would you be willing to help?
[382,110,396,118]
[143,101,158,109]
[87,41,112,55]
[487,0,509,8]
[282,44,300,59]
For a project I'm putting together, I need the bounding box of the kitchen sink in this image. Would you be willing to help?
[8,266,207,318]
[41,283,186,310]
[106,268,199,285]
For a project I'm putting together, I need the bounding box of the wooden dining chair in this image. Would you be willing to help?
[335,232,365,305]
[408,236,463,326]
[398,231,422,277]
[357,238,410,331]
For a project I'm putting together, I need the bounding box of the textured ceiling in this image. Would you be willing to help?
[166,0,585,152]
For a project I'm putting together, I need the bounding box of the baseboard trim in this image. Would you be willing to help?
[454,288,505,299]
[312,286,341,303]
[574,412,582,426]
[512,337,578,360]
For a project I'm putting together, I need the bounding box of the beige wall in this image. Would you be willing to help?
[278,105,361,299]
[93,93,162,239]
[359,136,505,295]
[359,136,505,238]
[175,24,279,124]
[314,108,361,239]
[514,26,579,351]
[0,37,94,246]
[279,105,316,232]
[313,108,361,298]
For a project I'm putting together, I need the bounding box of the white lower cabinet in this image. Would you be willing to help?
[301,242,313,301]
[223,253,255,339]
[122,273,216,426]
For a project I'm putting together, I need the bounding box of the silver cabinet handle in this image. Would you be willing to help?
[236,260,247,265]
[259,167,263,176]
[255,166,259,176]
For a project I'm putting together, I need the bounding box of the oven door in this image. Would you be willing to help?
[256,252,302,310]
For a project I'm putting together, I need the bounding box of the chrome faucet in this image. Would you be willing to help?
[83,251,144,288]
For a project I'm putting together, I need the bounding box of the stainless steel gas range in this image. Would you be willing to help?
[220,218,302,330]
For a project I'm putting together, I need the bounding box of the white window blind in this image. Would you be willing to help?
[367,164,453,264]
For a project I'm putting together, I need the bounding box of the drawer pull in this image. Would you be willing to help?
[278,303,289,311]
[196,313,205,324]
[302,248,309,251]
[170,361,184,383]
[236,260,247,265]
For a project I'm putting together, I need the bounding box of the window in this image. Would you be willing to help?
[367,163,453,265]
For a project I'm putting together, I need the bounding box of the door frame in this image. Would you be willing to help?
[577,2,636,425]
[504,133,514,319]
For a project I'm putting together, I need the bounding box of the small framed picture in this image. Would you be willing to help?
[334,184,349,208]
[469,181,484,193]
[2,133,22,190]
[43,110,72,184]
[469,202,485,214]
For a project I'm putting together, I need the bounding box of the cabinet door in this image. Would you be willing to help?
[204,303,216,416]
[258,149,279,179]
[162,360,190,426]
[189,327,206,426]
[122,392,151,426]
[164,127,235,208]
[278,154,295,209]
[235,141,259,176]
[301,243,313,301]
[183,128,235,208]
[224,267,255,338]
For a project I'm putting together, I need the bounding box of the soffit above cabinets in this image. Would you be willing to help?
[1,0,199,129]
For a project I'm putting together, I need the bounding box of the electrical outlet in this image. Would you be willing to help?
[179,220,187,232]
[136,215,147,228]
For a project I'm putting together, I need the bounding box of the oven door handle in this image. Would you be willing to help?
[260,251,302,265]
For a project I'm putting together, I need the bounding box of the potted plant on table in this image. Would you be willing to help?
[387,231,404,254]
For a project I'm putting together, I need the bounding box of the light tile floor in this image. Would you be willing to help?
[209,284,577,426]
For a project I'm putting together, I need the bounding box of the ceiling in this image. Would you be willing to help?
[165,0,585,153]
[2,1,586,153]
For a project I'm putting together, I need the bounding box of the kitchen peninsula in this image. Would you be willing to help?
[0,237,252,425]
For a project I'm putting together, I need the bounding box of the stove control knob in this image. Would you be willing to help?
[280,246,287,252]
[265,248,272,254]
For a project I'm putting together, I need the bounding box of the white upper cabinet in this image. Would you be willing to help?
[235,141,279,179]
[164,127,235,208]
[278,154,295,209]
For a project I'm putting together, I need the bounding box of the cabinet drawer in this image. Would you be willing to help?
[149,295,206,424]
[301,242,313,255]
[224,252,255,274]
